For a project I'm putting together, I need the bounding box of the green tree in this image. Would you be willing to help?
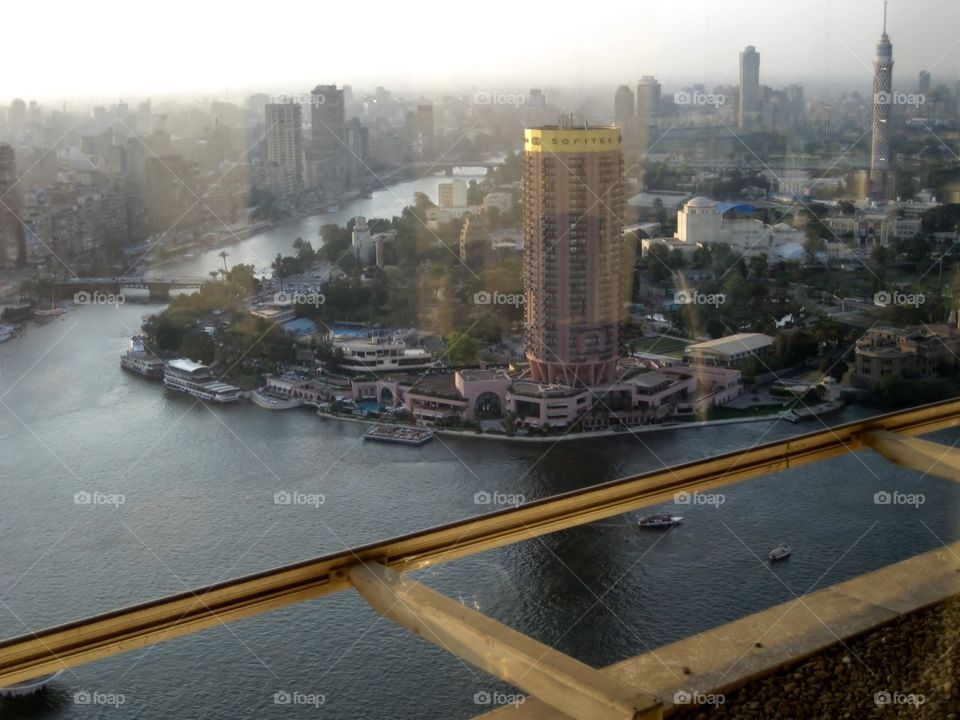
[442,331,480,367]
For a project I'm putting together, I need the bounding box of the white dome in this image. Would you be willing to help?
[685,196,715,208]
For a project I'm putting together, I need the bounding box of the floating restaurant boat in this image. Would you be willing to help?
[120,336,165,378]
[162,358,242,403]
[363,425,434,446]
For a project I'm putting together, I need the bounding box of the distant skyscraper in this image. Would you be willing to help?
[415,104,435,157]
[8,99,26,138]
[346,118,369,188]
[636,76,661,120]
[0,144,25,267]
[739,46,761,130]
[614,85,635,143]
[918,70,931,96]
[264,103,304,202]
[522,117,624,386]
[310,85,347,190]
[528,88,546,109]
[871,1,894,199]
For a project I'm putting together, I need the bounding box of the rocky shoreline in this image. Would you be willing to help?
[673,596,960,719]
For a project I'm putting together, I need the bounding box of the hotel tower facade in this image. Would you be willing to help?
[521,119,624,387]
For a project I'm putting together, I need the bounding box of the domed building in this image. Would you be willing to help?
[677,196,722,243]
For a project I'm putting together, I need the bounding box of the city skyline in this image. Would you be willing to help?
[3,0,960,102]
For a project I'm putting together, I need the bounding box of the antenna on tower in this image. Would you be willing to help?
[882,0,888,33]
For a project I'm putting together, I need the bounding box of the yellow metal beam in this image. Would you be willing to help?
[1,398,960,686]
[862,429,960,482]
[349,562,661,720]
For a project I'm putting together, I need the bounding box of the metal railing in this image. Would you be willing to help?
[2,398,960,711]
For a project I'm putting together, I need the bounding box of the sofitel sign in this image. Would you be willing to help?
[523,128,621,153]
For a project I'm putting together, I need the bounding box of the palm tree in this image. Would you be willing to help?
[208,270,219,283]
[219,250,229,272]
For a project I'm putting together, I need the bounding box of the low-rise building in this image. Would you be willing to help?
[684,333,774,368]
[852,325,960,387]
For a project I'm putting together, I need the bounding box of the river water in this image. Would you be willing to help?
[2,203,960,719]
[145,167,492,279]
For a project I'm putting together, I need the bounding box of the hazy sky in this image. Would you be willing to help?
[5,0,959,103]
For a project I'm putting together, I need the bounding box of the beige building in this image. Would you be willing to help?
[522,121,624,386]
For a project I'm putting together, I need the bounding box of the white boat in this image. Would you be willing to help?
[163,359,242,403]
[637,513,682,529]
[120,336,165,378]
[769,542,791,561]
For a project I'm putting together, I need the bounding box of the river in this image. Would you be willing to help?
[2,266,960,718]
[144,166,493,279]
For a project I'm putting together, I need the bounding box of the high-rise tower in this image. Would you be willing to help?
[871,1,894,199]
[738,46,761,130]
[264,103,304,202]
[522,118,624,387]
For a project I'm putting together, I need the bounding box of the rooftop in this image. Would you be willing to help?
[686,333,774,356]
[166,358,208,374]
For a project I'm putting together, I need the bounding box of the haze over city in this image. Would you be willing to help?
[3,1,960,719]
[5,0,960,101]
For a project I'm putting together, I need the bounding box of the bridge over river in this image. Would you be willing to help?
[54,276,207,300]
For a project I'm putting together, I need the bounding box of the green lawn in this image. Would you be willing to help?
[632,336,690,358]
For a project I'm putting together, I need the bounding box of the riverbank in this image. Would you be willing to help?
[312,407,791,443]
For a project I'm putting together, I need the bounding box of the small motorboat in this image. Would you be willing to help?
[638,513,682,529]
[769,542,791,561]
